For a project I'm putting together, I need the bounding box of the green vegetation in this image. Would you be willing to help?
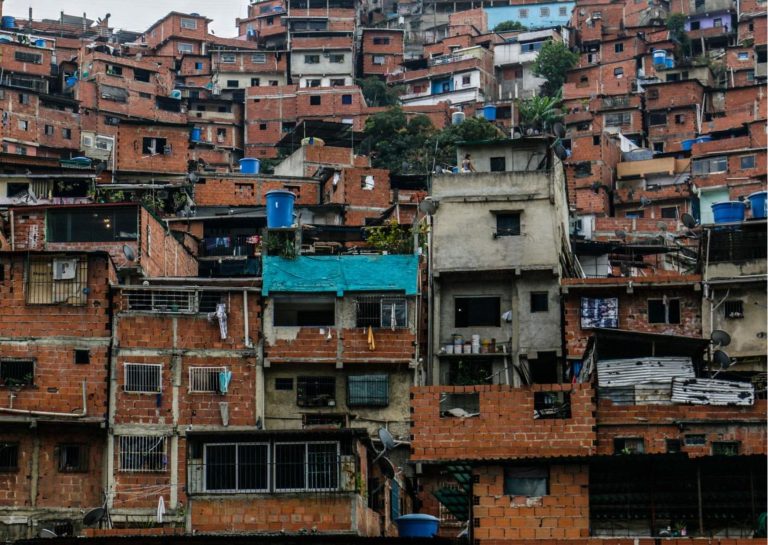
[666,13,692,58]
[493,20,528,32]
[517,92,563,133]
[356,76,404,107]
[532,40,579,96]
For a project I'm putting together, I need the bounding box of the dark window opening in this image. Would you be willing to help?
[661,206,678,219]
[530,292,549,313]
[74,350,90,365]
[274,297,335,327]
[666,439,681,453]
[652,142,664,152]
[534,391,571,419]
[204,443,269,492]
[614,43,624,53]
[373,37,391,45]
[440,392,479,417]
[341,94,352,105]
[226,80,240,88]
[530,352,559,384]
[355,296,407,328]
[15,51,42,64]
[275,378,294,390]
[684,434,706,446]
[347,374,389,407]
[723,300,744,319]
[649,112,667,125]
[58,444,88,472]
[455,297,500,327]
[296,376,336,407]
[648,298,680,324]
[496,213,521,236]
[712,441,739,456]
[614,437,644,454]
[134,69,151,82]
[489,156,506,172]
[142,137,167,155]
[0,359,34,387]
[310,95,321,106]
[48,207,137,243]
[0,443,19,471]
[503,466,548,496]
[593,135,601,145]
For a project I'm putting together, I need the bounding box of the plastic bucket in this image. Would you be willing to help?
[65,76,78,88]
[34,39,46,47]
[1,16,16,29]
[451,111,465,125]
[265,190,296,228]
[239,158,260,174]
[711,201,745,223]
[190,128,202,142]
[483,104,497,121]
[747,191,767,219]
[395,514,439,538]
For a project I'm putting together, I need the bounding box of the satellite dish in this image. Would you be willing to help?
[681,213,697,229]
[552,122,565,138]
[712,349,731,368]
[378,427,397,451]
[94,162,107,176]
[122,244,136,262]
[615,229,627,240]
[38,529,57,539]
[188,171,200,183]
[710,329,731,347]
[553,142,568,160]
[620,263,631,277]
[418,197,439,215]
[378,456,396,479]
[83,507,106,526]
[640,196,653,207]
[656,221,668,231]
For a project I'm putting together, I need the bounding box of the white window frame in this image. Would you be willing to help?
[220,53,236,64]
[118,435,168,472]
[178,43,194,54]
[252,53,267,64]
[95,135,114,151]
[273,441,340,492]
[203,443,270,493]
[123,363,162,393]
[189,367,226,393]
[180,18,198,30]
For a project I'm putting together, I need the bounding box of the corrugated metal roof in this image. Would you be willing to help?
[671,377,755,406]
[597,357,695,388]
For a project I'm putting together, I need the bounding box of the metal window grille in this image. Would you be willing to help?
[302,413,347,428]
[274,442,340,492]
[122,289,198,313]
[355,296,407,328]
[26,257,88,306]
[440,393,479,417]
[347,375,389,407]
[533,391,571,419]
[296,376,336,407]
[0,359,34,387]
[119,436,167,472]
[204,443,270,492]
[189,367,226,393]
[390,481,401,520]
[437,482,462,524]
[723,300,744,319]
[124,363,162,393]
[0,443,19,471]
[58,444,88,472]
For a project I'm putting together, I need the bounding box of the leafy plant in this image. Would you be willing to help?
[364,219,415,254]
[666,13,692,58]
[356,76,404,107]
[517,92,563,132]
[532,40,579,96]
[265,232,297,259]
[493,20,528,32]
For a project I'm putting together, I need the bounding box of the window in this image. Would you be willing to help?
[180,17,198,29]
[694,0,704,6]
[575,162,592,177]
[675,113,686,124]
[647,298,681,324]
[534,391,570,418]
[138,92,151,99]
[331,78,345,86]
[19,93,30,105]
[347,375,389,407]
[142,137,167,155]
[310,95,321,106]
[613,67,624,77]
[259,123,268,130]
[653,142,664,152]
[490,156,506,172]
[251,77,261,86]
[195,62,204,70]
[15,51,42,64]
[625,210,644,218]
[226,80,239,88]
[329,54,345,63]
[649,112,667,125]
[204,443,269,492]
[274,442,339,491]
[496,212,521,236]
[723,300,744,319]
[189,367,226,393]
[274,297,334,327]
[18,120,28,131]
[106,64,123,76]
[440,392,479,417]
[692,156,727,175]
[690,21,700,30]
[462,75,471,85]
[615,43,624,53]
[605,112,631,127]
[372,55,385,65]
[713,17,722,27]
[530,292,549,313]
[296,377,335,407]
[647,88,659,99]
[220,53,236,64]
[252,53,266,63]
[614,438,644,454]
[119,436,167,472]
[355,296,407,328]
[275,378,294,390]
[559,6,568,15]
[0,359,34,387]
[746,70,755,82]
[266,16,274,25]
[593,135,601,146]
[737,51,749,60]
[503,466,548,496]
[455,297,500,327]
[104,116,120,126]
[0,443,19,472]
[684,434,706,446]
[661,206,678,219]
[666,439,681,453]
[740,155,756,169]
[100,85,128,103]
[134,68,151,82]
[540,7,550,16]
[373,37,391,45]
[124,363,162,393]
[178,43,194,54]
[217,128,227,140]
[341,94,352,105]
[74,350,90,365]
[44,124,54,136]
[58,445,88,472]
[519,8,528,17]
[306,79,322,87]
[712,441,739,456]
[62,128,72,139]
[305,55,320,64]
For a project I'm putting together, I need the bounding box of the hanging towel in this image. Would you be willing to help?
[367,326,376,351]
[156,496,166,524]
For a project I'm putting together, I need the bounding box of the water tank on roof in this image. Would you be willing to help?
[451,111,465,125]
[1,16,16,29]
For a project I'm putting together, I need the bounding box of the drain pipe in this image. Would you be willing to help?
[0,381,87,418]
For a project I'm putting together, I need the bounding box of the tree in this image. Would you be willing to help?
[666,13,692,58]
[428,117,504,170]
[356,77,403,107]
[493,20,528,32]
[363,107,436,173]
[517,93,563,133]
[532,40,579,96]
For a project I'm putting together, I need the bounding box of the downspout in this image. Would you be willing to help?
[1,381,87,417]
[10,209,14,250]
[243,289,252,347]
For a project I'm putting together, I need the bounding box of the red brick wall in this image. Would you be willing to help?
[193,177,321,207]
[362,30,404,76]
[116,124,190,174]
[410,384,596,461]
[0,43,52,77]
[139,207,198,277]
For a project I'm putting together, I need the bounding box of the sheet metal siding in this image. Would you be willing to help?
[596,357,695,388]
[671,377,755,406]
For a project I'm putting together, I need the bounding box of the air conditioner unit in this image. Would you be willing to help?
[52,258,77,280]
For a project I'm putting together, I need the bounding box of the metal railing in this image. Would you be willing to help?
[118,436,168,472]
[706,228,767,263]
[119,288,229,314]
[189,367,226,393]
[199,235,259,258]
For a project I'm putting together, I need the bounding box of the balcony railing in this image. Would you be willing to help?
[705,227,767,263]
[200,235,259,258]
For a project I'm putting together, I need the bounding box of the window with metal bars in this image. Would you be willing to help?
[347,375,389,407]
[119,436,167,472]
[723,300,744,319]
[0,359,34,387]
[58,444,88,472]
[15,51,42,64]
[124,363,162,393]
[533,391,571,419]
[189,367,226,393]
[274,442,339,491]
[26,257,88,306]
[0,443,19,471]
[296,376,336,407]
[204,443,269,492]
[47,207,137,243]
[122,289,197,313]
[355,296,407,328]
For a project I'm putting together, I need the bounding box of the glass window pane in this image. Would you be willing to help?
[275,444,305,490]
[308,444,338,490]
[206,445,236,491]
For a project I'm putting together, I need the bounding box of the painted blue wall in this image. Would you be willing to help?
[485,2,574,31]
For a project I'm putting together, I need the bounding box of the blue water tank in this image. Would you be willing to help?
[1,16,16,29]
[483,104,497,121]
[190,128,202,142]
[451,111,465,125]
[265,190,296,229]
[681,139,696,151]
[652,49,667,65]
[65,76,78,88]
[748,191,767,219]
[395,515,440,538]
[711,201,745,223]
[239,158,260,174]
[34,39,46,48]
[665,56,675,68]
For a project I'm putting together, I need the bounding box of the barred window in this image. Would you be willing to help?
[58,444,88,472]
[347,375,389,407]
[355,296,407,328]
[122,289,197,313]
[274,442,339,491]
[15,51,42,64]
[252,53,266,63]
[296,376,335,407]
[119,436,167,472]
[0,359,34,387]
[189,367,226,393]
[124,363,162,393]
[26,257,88,306]
[204,443,269,492]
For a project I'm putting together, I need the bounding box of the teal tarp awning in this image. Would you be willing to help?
[262,254,419,296]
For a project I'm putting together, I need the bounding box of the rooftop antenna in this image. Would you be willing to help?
[372,427,409,462]
[710,349,732,378]
[640,196,653,207]
[710,329,731,348]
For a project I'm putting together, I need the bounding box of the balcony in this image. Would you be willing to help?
[199,235,260,258]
